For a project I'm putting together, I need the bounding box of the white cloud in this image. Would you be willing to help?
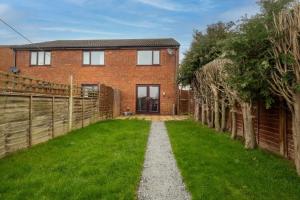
[133,0,215,12]
[134,0,186,11]
[103,16,157,28]
[39,27,122,35]
[0,3,10,16]
[64,0,89,5]
[220,4,260,22]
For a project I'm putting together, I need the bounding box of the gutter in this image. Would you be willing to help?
[11,45,180,51]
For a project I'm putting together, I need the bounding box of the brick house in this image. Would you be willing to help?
[2,38,180,115]
[0,46,14,72]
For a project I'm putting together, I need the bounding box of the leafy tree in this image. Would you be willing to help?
[222,14,271,148]
[221,0,293,149]
[178,22,234,86]
[263,1,300,175]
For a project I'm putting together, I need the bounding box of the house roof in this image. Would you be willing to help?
[12,38,180,50]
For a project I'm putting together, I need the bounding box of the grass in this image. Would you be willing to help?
[0,119,150,200]
[166,120,300,200]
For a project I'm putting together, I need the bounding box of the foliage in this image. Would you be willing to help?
[223,0,293,106]
[178,22,234,86]
[0,120,150,200]
[166,120,300,200]
[222,15,273,105]
[180,0,294,108]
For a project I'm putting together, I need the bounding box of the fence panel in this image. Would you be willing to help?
[287,112,295,159]
[113,89,121,117]
[0,72,115,158]
[257,103,281,154]
[0,95,30,154]
[31,97,53,145]
[53,97,69,137]
[192,96,295,161]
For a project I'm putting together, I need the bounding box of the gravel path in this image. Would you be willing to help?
[138,122,191,200]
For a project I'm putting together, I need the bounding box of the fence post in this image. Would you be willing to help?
[52,96,55,138]
[68,75,73,131]
[28,95,32,147]
[98,84,102,119]
[257,102,260,145]
[82,98,84,128]
[279,100,287,157]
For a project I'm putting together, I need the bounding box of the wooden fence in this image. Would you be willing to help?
[0,72,117,158]
[192,96,295,160]
[178,90,194,115]
[232,100,294,160]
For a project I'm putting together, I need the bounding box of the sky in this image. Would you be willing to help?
[0,0,260,60]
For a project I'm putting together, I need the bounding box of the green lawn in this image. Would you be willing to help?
[166,120,300,200]
[0,120,150,200]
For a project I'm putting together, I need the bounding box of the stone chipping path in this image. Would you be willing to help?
[138,121,191,200]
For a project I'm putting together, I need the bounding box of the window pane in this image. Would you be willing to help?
[91,51,104,65]
[149,86,159,112]
[45,52,51,65]
[138,51,152,65]
[38,51,45,65]
[149,86,159,99]
[153,51,160,64]
[83,52,90,65]
[82,85,98,97]
[31,52,37,65]
[137,86,147,112]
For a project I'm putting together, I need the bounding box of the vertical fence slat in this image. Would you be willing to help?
[28,95,32,147]
[52,96,55,138]
[279,100,288,157]
[82,98,84,128]
[68,75,73,131]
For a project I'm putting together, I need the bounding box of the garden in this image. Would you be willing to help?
[167,120,300,200]
[0,120,150,200]
[179,0,300,176]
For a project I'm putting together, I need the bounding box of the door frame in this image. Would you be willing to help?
[136,84,160,114]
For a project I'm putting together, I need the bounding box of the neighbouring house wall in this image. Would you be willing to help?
[14,48,178,115]
[0,47,14,72]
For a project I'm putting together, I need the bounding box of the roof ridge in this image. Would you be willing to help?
[11,38,180,50]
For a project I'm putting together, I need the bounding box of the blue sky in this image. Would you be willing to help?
[0,0,260,59]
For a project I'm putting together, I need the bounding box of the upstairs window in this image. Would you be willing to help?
[83,51,104,65]
[30,51,51,66]
[137,50,160,65]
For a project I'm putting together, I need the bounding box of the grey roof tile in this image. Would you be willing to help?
[12,38,180,49]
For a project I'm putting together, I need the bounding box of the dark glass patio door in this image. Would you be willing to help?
[136,85,160,114]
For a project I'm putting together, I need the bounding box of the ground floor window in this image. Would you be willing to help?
[82,84,98,97]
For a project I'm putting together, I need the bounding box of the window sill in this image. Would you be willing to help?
[136,65,161,67]
[82,65,105,67]
[29,65,52,67]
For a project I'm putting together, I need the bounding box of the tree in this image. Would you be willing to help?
[223,14,273,148]
[266,2,300,175]
[178,22,234,86]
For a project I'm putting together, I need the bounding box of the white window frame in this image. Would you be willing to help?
[137,50,160,65]
[30,51,51,66]
[82,84,99,97]
[82,51,105,66]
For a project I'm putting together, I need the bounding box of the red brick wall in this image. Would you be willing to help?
[15,48,178,115]
[0,47,14,72]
